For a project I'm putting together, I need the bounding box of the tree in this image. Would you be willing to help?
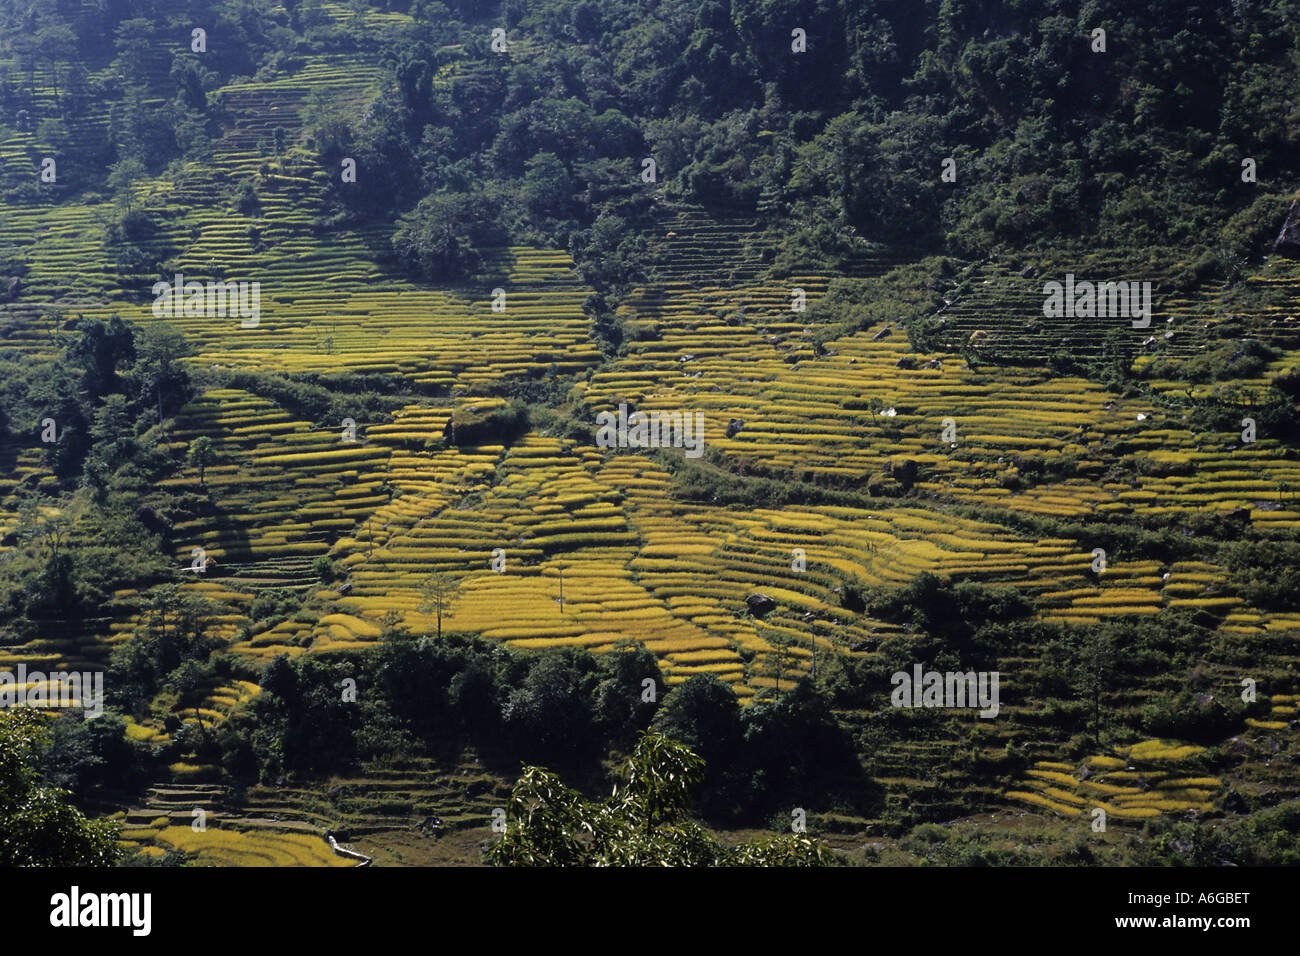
[521,151,576,222]
[864,573,1032,648]
[15,496,73,564]
[127,323,192,427]
[650,673,744,814]
[391,192,499,282]
[1073,631,1115,747]
[737,679,863,814]
[28,367,91,480]
[485,731,835,866]
[302,88,352,163]
[67,316,135,400]
[0,710,122,866]
[592,640,662,743]
[187,435,215,488]
[419,571,459,639]
[500,651,597,761]
[88,393,137,474]
[34,22,77,109]
[757,626,796,693]
[112,18,154,86]
[106,158,146,215]
[170,55,207,111]
[651,673,742,758]
[111,584,220,711]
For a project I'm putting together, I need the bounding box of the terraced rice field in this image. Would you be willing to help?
[126,824,355,867]
[2,29,1297,848]
[1008,746,1224,820]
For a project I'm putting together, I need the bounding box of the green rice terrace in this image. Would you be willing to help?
[1,0,1299,868]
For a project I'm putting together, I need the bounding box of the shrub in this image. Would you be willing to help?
[312,556,336,583]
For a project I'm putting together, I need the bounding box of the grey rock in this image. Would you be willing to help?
[746,592,778,617]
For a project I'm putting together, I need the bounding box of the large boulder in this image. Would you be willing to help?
[1273,198,1300,259]
[746,592,777,617]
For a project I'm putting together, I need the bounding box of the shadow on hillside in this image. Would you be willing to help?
[180,494,257,571]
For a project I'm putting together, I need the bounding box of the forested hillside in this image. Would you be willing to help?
[1,0,1299,867]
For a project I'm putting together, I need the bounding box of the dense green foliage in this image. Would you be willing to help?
[0,710,122,865]
[5,1,1297,289]
[486,731,835,866]
[208,631,867,825]
[0,317,189,639]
